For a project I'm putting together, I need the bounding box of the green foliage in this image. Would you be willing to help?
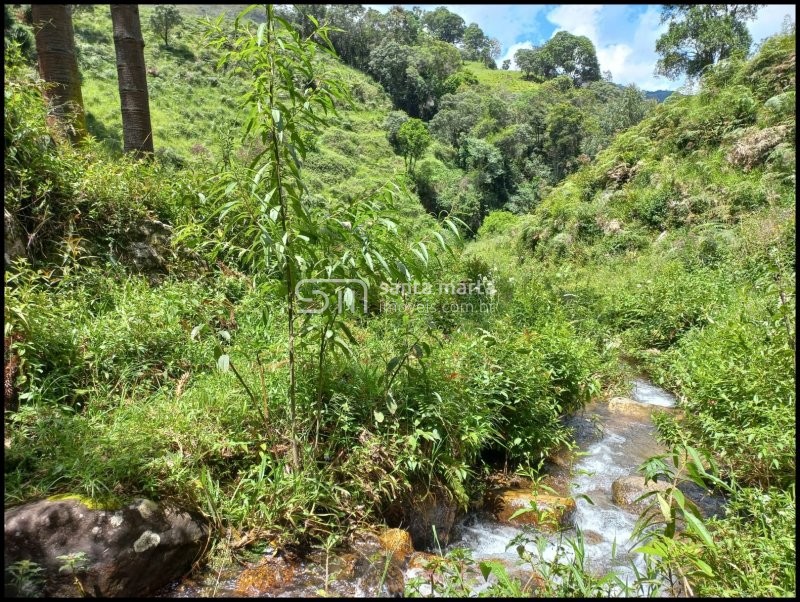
[421,6,465,44]
[6,559,44,598]
[656,4,762,79]
[149,4,183,47]
[478,30,797,597]
[4,5,35,62]
[367,38,461,119]
[516,32,601,85]
[441,69,478,95]
[461,22,499,67]
[477,211,518,238]
[396,118,431,172]
[632,445,795,597]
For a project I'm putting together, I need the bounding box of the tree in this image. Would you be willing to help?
[148,4,182,47]
[368,39,460,119]
[111,5,154,154]
[428,91,484,148]
[502,59,511,70]
[541,31,601,85]
[487,38,502,61]
[31,5,86,140]
[383,110,409,153]
[383,5,419,45]
[200,6,438,467]
[421,6,465,43]
[545,102,586,179]
[396,118,431,172]
[515,47,546,81]
[655,4,762,80]
[461,22,499,67]
[461,22,486,60]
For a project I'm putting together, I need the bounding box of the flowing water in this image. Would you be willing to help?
[164,378,718,597]
[439,377,679,595]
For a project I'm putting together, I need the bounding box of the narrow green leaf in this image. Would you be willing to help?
[684,511,715,548]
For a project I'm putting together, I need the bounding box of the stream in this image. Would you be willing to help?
[163,378,724,597]
[441,377,678,596]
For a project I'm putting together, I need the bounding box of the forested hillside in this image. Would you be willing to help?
[4,4,795,598]
[472,28,796,596]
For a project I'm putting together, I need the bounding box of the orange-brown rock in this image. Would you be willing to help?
[488,489,576,530]
[378,528,414,563]
[234,558,295,596]
[408,551,440,570]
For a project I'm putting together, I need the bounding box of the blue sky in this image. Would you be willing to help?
[364,4,796,90]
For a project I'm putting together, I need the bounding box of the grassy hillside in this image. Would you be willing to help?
[472,29,796,596]
[73,5,414,212]
[4,4,599,569]
[463,59,538,94]
[4,5,795,597]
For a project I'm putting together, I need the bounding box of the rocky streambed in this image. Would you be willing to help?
[5,378,724,597]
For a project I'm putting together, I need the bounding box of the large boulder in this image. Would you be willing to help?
[383,485,458,550]
[487,489,576,530]
[123,218,173,279]
[4,496,208,597]
[611,476,672,512]
[607,396,656,419]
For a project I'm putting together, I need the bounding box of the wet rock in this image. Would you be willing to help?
[378,528,414,564]
[384,486,458,550]
[4,208,27,267]
[408,551,439,570]
[581,529,605,545]
[677,481,727,519]
[611,476,672,512]
[4,496,207,597]
[234,557,295,596]
[607,396,656,419]
[487,489,576,530]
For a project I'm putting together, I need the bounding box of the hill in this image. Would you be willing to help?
[644,89,672,102]
[3,5,795,598]
[471,30,795,596]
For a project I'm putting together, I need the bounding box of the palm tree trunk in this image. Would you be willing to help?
[31,5,87,141]
[110,4,154,154]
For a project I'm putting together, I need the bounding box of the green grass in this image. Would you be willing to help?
[4,8,795,597]
[463,60,538,94]
[470,29,796,596]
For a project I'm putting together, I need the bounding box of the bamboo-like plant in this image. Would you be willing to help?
[195,5,458,469]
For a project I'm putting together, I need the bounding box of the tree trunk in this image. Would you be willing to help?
[110,4,154,154]
[31,5,87,141]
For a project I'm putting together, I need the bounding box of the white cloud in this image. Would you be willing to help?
[546,4,678,90]
[546,4,603,41]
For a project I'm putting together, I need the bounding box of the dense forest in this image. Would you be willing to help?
[3,3,795,598]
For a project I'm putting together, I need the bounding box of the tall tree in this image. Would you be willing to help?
[110,4,154,154]
[655,4,763,79]
[461,22,487,61]
[31,5,86,140]
[515,47,546,80]
[421,6,465,43]
[148,4,183,47]
[541,31,601,85]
